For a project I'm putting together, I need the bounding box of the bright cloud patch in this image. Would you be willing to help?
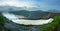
[0,0,39,8]
[0,0,60,11]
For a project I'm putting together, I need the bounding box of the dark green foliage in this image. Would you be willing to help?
[0,14,10,31]
[40,16,60,31]
[0,15,5,27]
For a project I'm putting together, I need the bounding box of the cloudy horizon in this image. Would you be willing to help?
[0,0,60,11]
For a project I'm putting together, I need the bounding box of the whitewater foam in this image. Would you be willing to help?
[2,12,53,25]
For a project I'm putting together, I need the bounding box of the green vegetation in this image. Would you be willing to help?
[0,15,6,28]
[0,14,60,31]
[40,16,60,31]
[0,15,10,31]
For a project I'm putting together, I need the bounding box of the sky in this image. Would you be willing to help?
[0,0,60,11]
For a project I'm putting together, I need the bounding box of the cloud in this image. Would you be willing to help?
[0,0,60,11]
[0,0,39,8]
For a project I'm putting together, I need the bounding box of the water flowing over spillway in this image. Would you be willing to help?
[2,12,53,25]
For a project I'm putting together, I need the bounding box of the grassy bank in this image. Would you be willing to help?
[40,16,60,31]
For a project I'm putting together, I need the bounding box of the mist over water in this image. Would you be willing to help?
[2,12,41,31]
[1,12,53,31]
[2,12,53,25]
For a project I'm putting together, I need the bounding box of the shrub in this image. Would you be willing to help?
[40,16,60,31]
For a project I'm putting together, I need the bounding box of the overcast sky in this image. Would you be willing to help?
[0,0,60,11]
